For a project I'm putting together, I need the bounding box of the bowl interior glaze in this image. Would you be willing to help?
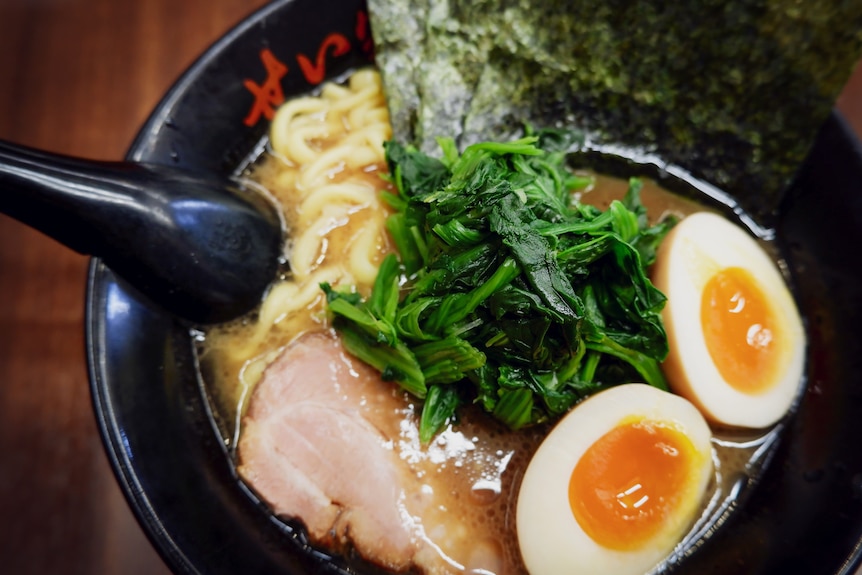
[86,1,862,573]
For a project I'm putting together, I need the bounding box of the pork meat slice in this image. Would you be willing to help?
[237,331,421,570]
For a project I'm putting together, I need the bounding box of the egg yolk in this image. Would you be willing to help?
[568,419,696,551]
[701,266,782,394]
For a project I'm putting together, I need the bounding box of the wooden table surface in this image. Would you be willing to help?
[0,1,860,574]
[0,2,268,573]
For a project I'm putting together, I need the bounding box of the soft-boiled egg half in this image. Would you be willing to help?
[652,211,806,428]
[517,384,713,575]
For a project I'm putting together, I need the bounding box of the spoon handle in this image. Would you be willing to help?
[0,139,283,324]
[0,140,139,256]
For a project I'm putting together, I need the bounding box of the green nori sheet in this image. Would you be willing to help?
[368,0,862,222]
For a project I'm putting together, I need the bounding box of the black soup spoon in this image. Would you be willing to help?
[0,140,283,325]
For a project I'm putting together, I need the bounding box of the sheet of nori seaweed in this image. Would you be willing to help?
[368,0,862,222]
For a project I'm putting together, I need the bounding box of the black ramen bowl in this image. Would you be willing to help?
[85,0,862,573]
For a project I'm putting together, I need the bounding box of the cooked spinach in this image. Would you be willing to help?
[322,131,676,442]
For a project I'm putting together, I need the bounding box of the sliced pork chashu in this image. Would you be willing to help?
[237,330,524,574]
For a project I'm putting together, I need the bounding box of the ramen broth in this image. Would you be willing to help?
[196,71,790,574]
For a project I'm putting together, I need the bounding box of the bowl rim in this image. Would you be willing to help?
[86,1,293,572]
[85,1,862,573]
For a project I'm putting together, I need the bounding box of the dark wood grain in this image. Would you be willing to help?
[0,1,266,573]
[0,1,859,573]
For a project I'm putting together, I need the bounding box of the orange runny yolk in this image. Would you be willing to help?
[701,266,782,394]
[568,419,696,550]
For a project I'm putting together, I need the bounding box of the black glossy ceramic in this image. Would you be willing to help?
[86,0,862,574]
[0,141,282,325]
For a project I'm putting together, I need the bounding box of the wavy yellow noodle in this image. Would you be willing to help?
[348,217,388,285]
[204,69,393,428]
[298,182,376,222]
[289,206,352,280]
[269,97,328,160]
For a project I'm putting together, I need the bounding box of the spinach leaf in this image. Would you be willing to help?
[324,131,675,441]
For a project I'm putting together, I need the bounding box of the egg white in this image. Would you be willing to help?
[652,211,806,428]
[516,384,713,575]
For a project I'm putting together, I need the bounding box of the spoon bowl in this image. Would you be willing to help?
[0,141,283,324]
